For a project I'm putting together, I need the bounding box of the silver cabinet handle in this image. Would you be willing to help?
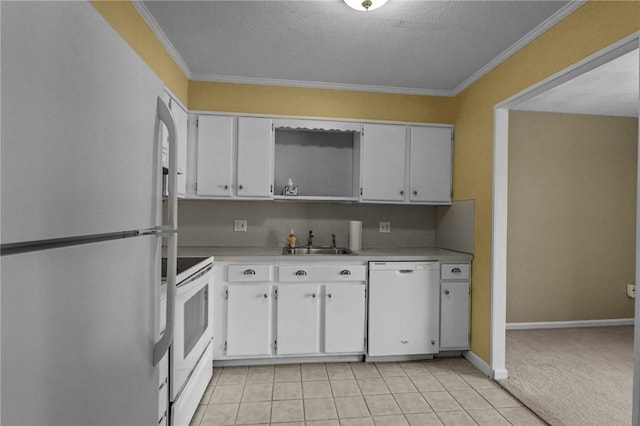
[401,340,409,344]
[263,293,268,298]
[327,293,332,298]
[431,340,436,345]
[295,270,307,276]
[224,184,229,190]
[238,184,244,190]
[413,190,418,196]
[444,290,450,295]
[451,267,462,273]
[311,293,316,298]
[243,269,256,275]
[400,190,404,195]
[339,269,351,275]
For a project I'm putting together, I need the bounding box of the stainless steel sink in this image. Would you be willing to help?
[283,246,355,255]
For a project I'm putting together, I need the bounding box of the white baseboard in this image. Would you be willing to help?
[463,350,494,378]
[506,318,634,330]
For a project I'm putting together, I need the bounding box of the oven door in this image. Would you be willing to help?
[171,266,213,401]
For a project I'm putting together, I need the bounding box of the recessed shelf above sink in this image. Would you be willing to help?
[274,127,360,200]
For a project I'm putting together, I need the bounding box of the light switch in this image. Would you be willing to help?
[379,222,391,233]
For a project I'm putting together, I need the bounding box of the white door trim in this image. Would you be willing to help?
[489,33,639,387]
[634,47,640,425]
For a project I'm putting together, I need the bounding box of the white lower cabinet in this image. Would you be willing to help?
[219,264,275,358]
[440,263,471,350]
[276,265,367,357]
[275,282,367,356]
[226,284,273,357]
[212,259,470,363]
[213,262,367,361]
[276,284,321,355]
[324,284,366,354]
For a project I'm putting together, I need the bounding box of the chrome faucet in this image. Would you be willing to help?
[331,233,337,248]
[307,230,314,247]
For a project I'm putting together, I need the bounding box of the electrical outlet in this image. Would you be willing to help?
[627,284,636,299]
[379,222,391,233]
[234,220,247,232]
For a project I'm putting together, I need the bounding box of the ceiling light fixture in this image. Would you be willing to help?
[344,0,388,12]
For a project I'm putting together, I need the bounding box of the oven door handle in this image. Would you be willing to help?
[176,264,213,291]
[154,96,177,366]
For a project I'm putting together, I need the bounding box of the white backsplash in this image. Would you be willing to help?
[177,200,436,248]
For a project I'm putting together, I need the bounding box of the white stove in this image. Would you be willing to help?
[162,256,214,426]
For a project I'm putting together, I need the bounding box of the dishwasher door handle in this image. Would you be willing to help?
[397,270,414,274]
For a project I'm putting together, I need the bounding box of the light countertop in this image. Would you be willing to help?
[176,246,473,263]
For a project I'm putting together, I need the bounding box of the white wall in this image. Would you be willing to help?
[507,111,638,323]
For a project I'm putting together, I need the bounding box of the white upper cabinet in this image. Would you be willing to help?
[194,115,274,199]
[161,93,188,197]
[170,97,188,197]
[409,126,452,204]
[360,123,453,205]
[190,112,452,204]
[360,124,407,202]
[196,115,234,197]
[237,117,274,198]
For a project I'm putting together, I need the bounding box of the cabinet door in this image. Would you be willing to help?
[160,94,187,196]
[196,115,234,197]
[361,124,406,202]
[276,284,320,355]
[409,127,452,203]
[324,284,366,354]
[226,284,272,356]
[237,117,274,198]
[170,98,188,197]
[440,281,470,350]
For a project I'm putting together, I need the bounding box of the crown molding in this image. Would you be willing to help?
[189,73,453,97]
[131,0,193,79]
[451,0,587,96]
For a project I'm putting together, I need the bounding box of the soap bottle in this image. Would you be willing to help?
[287,229,297,249]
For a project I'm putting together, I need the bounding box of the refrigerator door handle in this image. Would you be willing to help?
[154,96,178,366]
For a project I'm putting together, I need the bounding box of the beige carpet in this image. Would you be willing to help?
[498,326,634,426]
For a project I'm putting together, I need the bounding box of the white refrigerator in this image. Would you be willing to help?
[1,2,178,425]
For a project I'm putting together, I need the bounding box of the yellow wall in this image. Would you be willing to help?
[189,81,457,124]
[91,1,188,104]
[94,0,640,364]
[508,112,637,323]
[453,1,639,361]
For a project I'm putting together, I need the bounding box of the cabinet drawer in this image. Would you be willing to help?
[228,264,273,282]
[278,265,366,282]
[441,263,470,280]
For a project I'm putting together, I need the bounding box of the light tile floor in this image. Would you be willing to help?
[189,358,545,426]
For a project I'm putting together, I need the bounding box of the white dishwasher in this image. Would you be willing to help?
[368,261,440,357]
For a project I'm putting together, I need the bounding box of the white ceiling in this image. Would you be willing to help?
[514,49,639,117]
[139,0,575,95]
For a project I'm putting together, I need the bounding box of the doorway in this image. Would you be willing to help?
[490,35,640,424]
